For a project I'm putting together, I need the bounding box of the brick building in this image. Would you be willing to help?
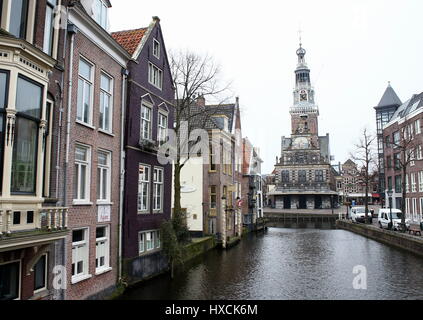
[269,42,338,209]
[241,138,263,231]
[383,92,423,223]
[111,17,174,285]
[60,1,130,299]
[178,97,243,248]
[0,0,70,300]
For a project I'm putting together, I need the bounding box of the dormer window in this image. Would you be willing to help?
[94,0,108,30]
[212,115,229,132]
[153,39,160,59]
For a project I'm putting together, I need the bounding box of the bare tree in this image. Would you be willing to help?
[170,50,232,241]
[389,126,416,231]
[351,128,377,222]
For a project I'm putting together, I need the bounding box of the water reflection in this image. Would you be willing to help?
[121,228,423,300]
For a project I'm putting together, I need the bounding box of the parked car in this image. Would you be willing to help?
[350,207,372,223]
[378,209,411,231]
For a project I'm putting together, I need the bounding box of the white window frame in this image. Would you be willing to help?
[95,225,111,274]
[99,71,113,133]
[138,230,161,255]
[74,144,91,205]
[157,111,168,145]
[141,102,152,141]
[97,150,111,203]
[71,228,90,284]
[419,171,423,192]
[153,39,160,59]
[416,119,421,135]
[412,173,417,193]
[0,259,21,300]
[153,167,164,213]
[148,62,163,90]
[77,57,94,126]
[94,0,108,29]
[33,254,48,294]
[138,164,150,214]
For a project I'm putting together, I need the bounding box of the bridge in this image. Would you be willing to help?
[264,208,346,230]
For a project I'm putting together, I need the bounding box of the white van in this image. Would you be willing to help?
[378,209,411,231]
[350,207,372,223]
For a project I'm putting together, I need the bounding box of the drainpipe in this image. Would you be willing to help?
[119,68,129,283]
[64,24,77,208]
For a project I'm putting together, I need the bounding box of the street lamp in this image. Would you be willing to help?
[387,190,394,230]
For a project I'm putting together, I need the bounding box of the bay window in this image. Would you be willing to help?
[153,167,163,212]
[77,58,93,125]
[11,76,43,194]
[138,164,150,213]
[97,151,110,202]
[43,0,57,56]
[99,72,113,132]
[141,103,152,140]
[74,145,91,202]
[95,226,110,273]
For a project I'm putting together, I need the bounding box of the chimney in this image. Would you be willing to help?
[196,95,206,107]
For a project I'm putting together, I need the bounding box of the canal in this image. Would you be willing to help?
[120,228,423,300]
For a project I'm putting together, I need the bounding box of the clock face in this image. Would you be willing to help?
[292,137,309,149]
[300,90,307,101]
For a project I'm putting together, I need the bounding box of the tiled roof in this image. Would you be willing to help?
[111,28,148,55]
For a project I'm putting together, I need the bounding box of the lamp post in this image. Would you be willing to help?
[387,190,394,230]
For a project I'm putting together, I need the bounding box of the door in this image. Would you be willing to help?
[315,196,322,209]
[299,196,307,209]
[283,196,291,210]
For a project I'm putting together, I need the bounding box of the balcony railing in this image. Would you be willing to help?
[276,182,332,192]
[0,207,69,237]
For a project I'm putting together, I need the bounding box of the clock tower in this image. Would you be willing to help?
[269,41,338,211]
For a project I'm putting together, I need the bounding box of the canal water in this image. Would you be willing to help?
[120,228,423,300]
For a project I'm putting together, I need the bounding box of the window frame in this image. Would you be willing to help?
[0,259,21,300]
[9,0,29,39]
[71,228,90,283]
[140,101,153,141]
[153,39,161,59]
[157,111,168,146]
[0,69,9,194]
[77,57,94,126]
[43,0,57,56]
[73,144,92,204]
[153,167,164,213]
[97,150,111,203]
[148,62,163,90]
[138,230,161,255]
[95,225,110,274]
[138,164,151,214]
[99,71,114,134]
[33,254,48,294]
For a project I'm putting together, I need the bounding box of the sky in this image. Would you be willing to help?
[109,0,423,174]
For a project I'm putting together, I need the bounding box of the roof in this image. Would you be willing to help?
[181,103,237,132]
[377,83,402,108]
[111,28,148,55]
[343,159,356,167]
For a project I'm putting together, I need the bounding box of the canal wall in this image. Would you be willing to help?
[181,236,217,263]
[337,220,423,258]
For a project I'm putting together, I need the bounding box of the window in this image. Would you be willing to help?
[77,58,93,125]
[210,186,217,209]
[299,170,307,183]
[315,170,324,182]
[0,71,8,193]
[138,164,150,213]
[97,151,110,202]
[386,156,392,169]
[394,153,401,170]
[0,261,20,300]
[94,0,108,29]
[387,176,393,191]
[281,170,290,183]
[34,255,47,292]
[416,119,422,135]
[74,145,91,202]
[419,171,423,192]
[43,0,57,55]
[11,76,43,194]
[417,145,423,160]
[139,230,160,254]
[72,229,89,281]
[395,176,402,193]
[153,167,164,212]
[385,136,391,149]
[153,39,160,59]
[96,226,110,273]
[148,63,163,90]
[412,173,417,193]
[157,112,168,145]
[209,143,216,171]
[393,131,400,146]
[99,73,113,132]
[406,174,409,193]
[9,0,28,38]
[141,103,152,141]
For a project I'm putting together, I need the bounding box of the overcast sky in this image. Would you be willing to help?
[110,0,423,174]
